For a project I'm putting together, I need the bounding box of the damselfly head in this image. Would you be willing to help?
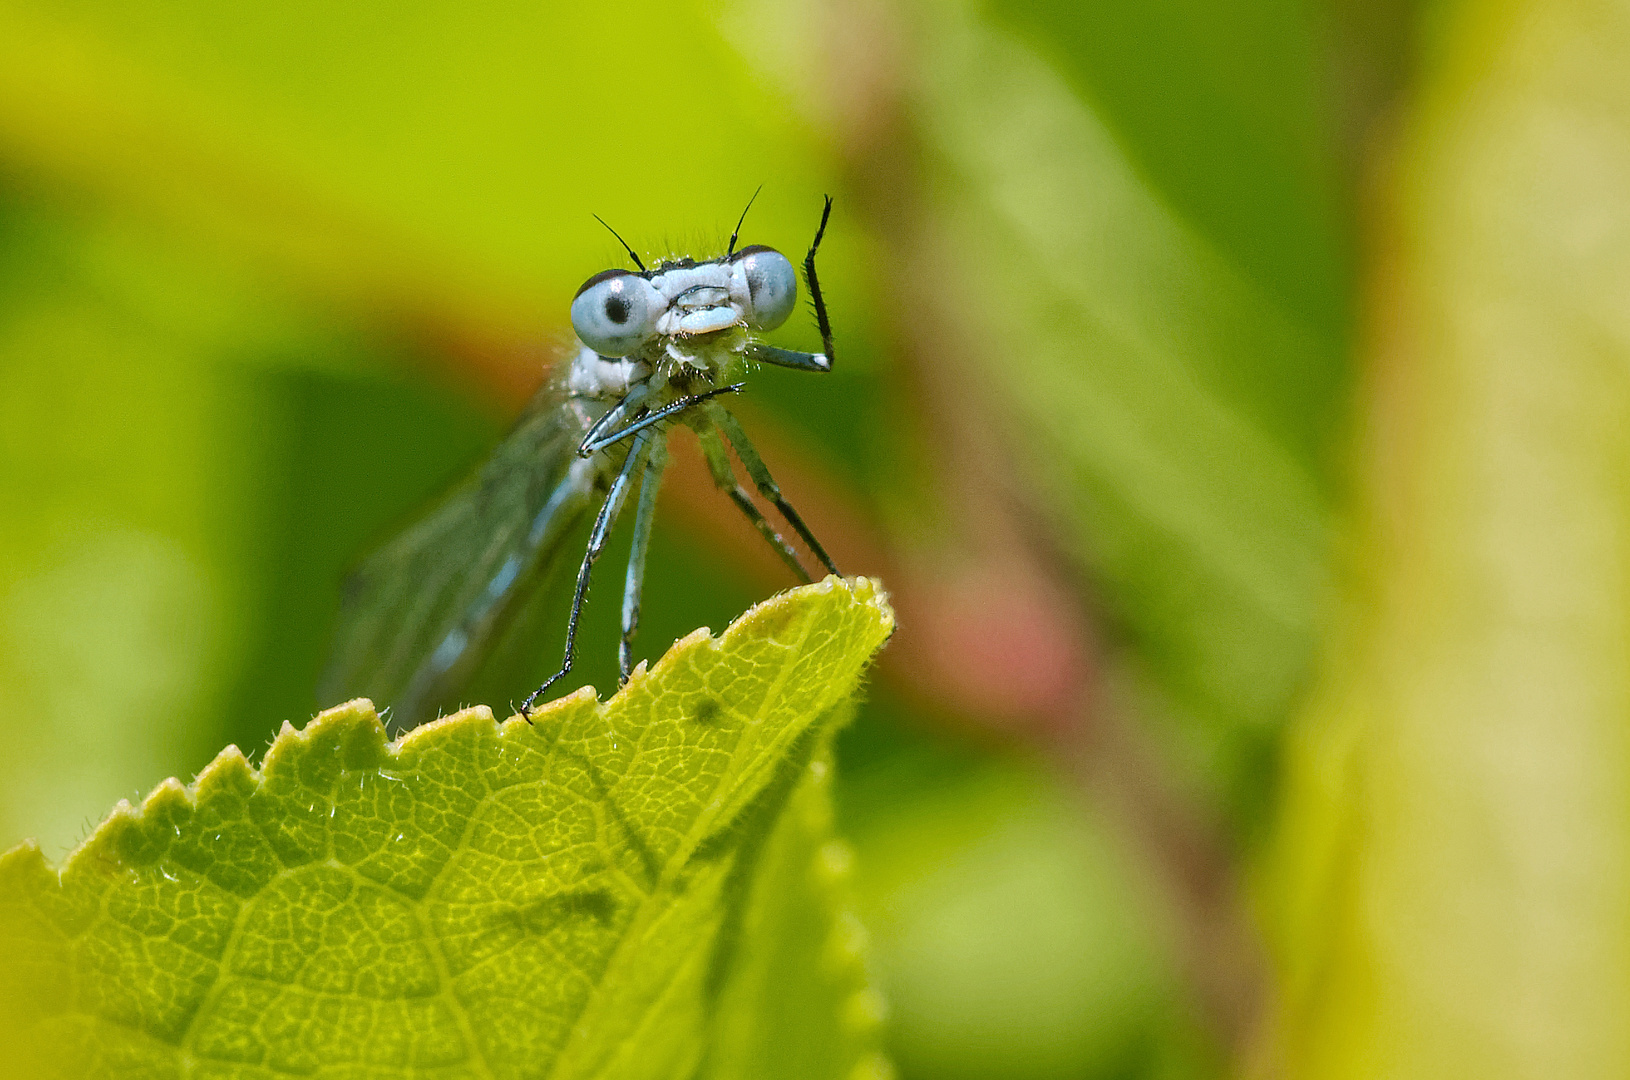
[569,245,799,358]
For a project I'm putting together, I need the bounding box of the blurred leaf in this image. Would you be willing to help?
[0,578,894,1079]
[841,740,1213,1080]
[0,178,488,854]
[0,186,297,857]
[218,365,501,753]
[1268,0,1630,1075]
[899,0,1332,801]
[0,0,832,370]
[727,0,1335,796]
[990,0,1348,347]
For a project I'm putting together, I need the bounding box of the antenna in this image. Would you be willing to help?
[726,185,763,257]
[593,214,647,272]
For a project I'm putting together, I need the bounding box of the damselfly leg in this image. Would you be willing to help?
[738,197,836,375]
[580,384,743,457]
[521,429,652,716]
[620,434,668,682]
[707,402,841,578]
[698,425,812,583]
[803,195,837,362]
[578,383,651,454]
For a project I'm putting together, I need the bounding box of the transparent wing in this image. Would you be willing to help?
[320,381,606,728]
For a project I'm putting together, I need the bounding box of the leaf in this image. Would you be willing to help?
[0,577,894,1080]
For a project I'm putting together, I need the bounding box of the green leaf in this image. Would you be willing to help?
[0,577,894,1080]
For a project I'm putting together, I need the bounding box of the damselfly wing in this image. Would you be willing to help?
[318,373,618,727]
[321,197,840,729]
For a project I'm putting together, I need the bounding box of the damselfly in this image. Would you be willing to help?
[320,196,841,729]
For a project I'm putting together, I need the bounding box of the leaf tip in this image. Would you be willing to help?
[199,741,253,779]
[68,797,144,873]
[252,698,390,799]
[314,696,384,727]
[141,777,190,815]
[728,575,894,651]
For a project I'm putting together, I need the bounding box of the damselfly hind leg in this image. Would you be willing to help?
[521,431,649,718]
[698,426,811,583]
[707,403,840,578]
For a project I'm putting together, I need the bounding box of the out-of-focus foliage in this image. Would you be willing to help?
[903,0,1334,804]
[841,743,1213,1080]
[0,0,834,322]
[1267,1,1630,1075]
[7,0,1626,1076]
[0,0,850,850]
[726,0,1345,831]
[994,0,1347,345]
[0,0,1335,1074]
[0,581,893,1079]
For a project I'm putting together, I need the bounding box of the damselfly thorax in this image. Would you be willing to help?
[321,197,841,730]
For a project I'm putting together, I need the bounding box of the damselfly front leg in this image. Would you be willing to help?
[579,383,743,457]
[802,195,837,363]
[620,433,668,682]
[577,383,651,455]
[521,430,651,716]
[522,382,747,712]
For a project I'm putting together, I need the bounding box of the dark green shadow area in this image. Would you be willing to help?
[215,363,498,754]
[989,0,1353,480]
[833,692,1223,1080]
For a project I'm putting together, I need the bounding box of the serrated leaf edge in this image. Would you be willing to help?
[0,575,893,884]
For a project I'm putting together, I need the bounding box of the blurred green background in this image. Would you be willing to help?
[5,0,1630,1076]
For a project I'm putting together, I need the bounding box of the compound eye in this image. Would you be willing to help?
[731,245,797,331]
[570,270,663,356]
